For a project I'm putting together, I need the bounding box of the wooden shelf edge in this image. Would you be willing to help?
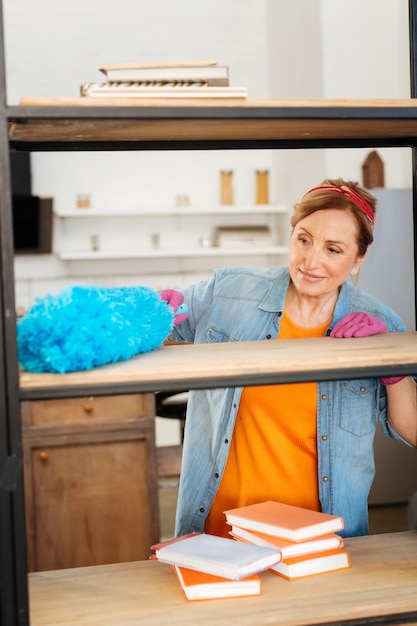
[53,204,287,218]
[58,246,289,261]
[12,97,417,110]
[19,332,417,400]
[9,99,417,147]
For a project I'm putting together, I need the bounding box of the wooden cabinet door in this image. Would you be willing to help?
[25,433,158,571]
[22,395,159,572]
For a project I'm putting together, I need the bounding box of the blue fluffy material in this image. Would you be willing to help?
[17,285,174,373]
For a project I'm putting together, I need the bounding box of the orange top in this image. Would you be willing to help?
[205,314,330,538]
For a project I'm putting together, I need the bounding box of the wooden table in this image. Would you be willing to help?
[28,531,417,625]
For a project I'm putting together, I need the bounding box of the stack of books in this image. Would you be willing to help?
[150,531,281,601]
[225,501,351,581]
[80,60,248,100]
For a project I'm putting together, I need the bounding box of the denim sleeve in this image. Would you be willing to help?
[168,270,225,344]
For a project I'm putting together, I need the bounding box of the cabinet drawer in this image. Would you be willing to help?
[22,394,154,428]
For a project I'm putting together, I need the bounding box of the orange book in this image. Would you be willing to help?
[224,501,344,542]
[173,566,261,601]
[229,526,344,559]
[270,549,351,580]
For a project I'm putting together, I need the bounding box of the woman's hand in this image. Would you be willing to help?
[159,289,189,325]
[330,311,386,337]
[330,312,404,385]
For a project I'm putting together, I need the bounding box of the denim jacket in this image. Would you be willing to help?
[171,266,411,538]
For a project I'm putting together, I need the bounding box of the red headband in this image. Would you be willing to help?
[303,184,375,224]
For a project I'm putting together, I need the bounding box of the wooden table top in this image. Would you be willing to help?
[28,531,417,626]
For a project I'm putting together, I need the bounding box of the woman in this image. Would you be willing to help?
[160,178,417,539]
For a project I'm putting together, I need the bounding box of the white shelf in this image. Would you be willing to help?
[58,245,289,261]
[54,204,287,218]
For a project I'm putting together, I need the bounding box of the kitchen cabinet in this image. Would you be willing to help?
[21,394,159,571]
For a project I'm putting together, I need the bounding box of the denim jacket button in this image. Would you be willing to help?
[321,435,327,441]
[321,394,327,400]
[322,476,329,482]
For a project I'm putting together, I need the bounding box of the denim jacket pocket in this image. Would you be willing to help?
[339,379,378,437]
[206,326,237,344]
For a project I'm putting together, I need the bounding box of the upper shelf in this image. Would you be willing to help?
[8,98,417,151]
[18,332,417,400]
[53,204,287,217]
[58,246,289,261]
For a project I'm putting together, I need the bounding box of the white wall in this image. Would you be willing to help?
[321,0,411,187]
[4,0,270,103]
[267,0,411,202]
[4,0,274,215]
[4,0,413,309]
[5,0,279,309]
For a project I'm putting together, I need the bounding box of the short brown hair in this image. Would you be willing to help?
[291,178,377,257]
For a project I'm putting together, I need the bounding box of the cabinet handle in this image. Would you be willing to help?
[39,451,49,462]
[83,399,94,413]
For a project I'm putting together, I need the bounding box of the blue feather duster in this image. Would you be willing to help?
[17,285,174,373]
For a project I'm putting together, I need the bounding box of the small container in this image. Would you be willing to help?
[220,170,234,205]
[151,233,160,249]
[76,194,91,209]
[175,195,190,207]
[199,236,211,248]
[255,170,269,204]
[90,235,100,251]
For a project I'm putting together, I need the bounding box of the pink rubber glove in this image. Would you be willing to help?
[330,312,386,338]
[159,289,189,325]
[330,312,404,385]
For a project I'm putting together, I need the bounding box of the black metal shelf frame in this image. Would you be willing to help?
[1,1,417,624]
[8,102,417,152]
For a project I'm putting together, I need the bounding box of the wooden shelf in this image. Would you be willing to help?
[28,531,417,626]
[19,332,417,400]
[55,203,288,261]
[9,98,417,149]
[58,245,288,261]
[54,204,287,218]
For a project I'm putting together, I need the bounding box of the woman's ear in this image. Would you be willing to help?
[350,252,368,276]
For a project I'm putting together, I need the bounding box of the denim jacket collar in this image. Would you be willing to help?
[259,266,290,313]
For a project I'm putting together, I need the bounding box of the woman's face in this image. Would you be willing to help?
[288,209,366,299]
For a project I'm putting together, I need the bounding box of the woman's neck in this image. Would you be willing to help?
[285,282,338,328]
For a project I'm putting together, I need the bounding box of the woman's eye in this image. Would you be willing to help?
[328,247,341,255]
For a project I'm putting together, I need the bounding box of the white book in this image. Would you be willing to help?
[151,532,282,580]
[98,60,229,85]
[80,81,247,99]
